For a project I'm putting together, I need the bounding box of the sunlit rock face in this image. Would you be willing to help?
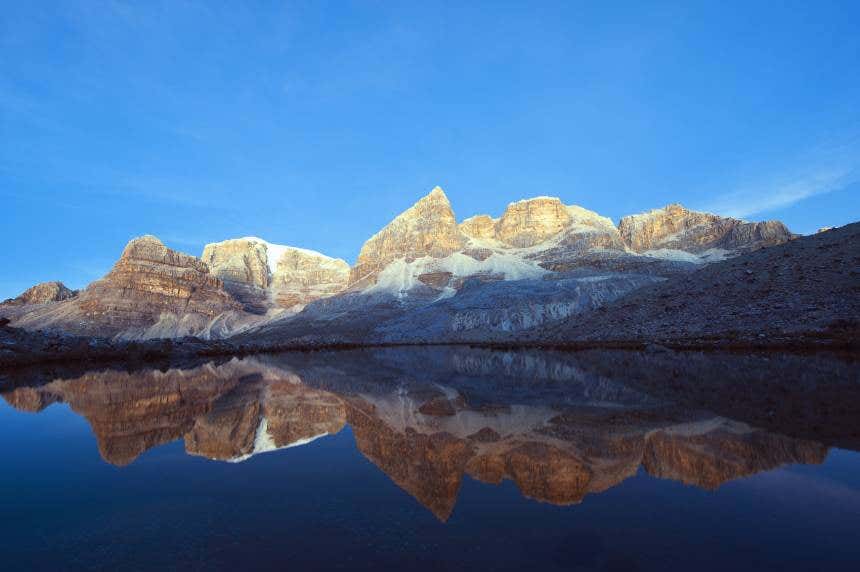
[618,203,793,253]
[459,214,496,240]
[1,281,77,306]
[270,248,350,309]
[202,238,271,289]
[348,187,465,288]
[202,237,350,312]
[6,236,242,339]
[73,235,242,335]
[495,197,572,247]
[459,198,623,252]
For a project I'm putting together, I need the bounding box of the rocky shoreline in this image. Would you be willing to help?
[2,316,857,371]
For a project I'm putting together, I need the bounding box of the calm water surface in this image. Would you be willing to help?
[1,348,858,571]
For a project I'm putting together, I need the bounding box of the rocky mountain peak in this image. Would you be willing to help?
[1,281,78,306]
[427,185,448,199]
[348,186,465,288]
[618,204,793,253]
[119,235,210,273]
[459,215,497,240]
[270,247,350,308]
[202,237,350,311]
[202,238,271,289]
[4,235,242,339]
[495,197,571,247]
[459,197,616,249]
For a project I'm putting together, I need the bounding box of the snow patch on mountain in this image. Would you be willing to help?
[366,251,548,296]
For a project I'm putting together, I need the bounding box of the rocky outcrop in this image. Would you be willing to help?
[459,215,496,240]
[460,199,620,250]
[270,248,350,308]
[7,235,243,339]
[546,222,860,344]
[202,237,349,312]
[202,238,270,289]
[348,187,465,288]
[78,235,241,334]
[618,204,793,253]
[495,197,572,247]
[2,281,77,306]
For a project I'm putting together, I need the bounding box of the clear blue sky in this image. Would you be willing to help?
[2,1,859,298]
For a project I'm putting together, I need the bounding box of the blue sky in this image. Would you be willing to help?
[2,1,859,298]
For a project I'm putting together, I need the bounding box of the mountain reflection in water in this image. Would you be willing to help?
[3,348,856,522]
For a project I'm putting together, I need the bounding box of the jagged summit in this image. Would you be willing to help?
[348,186,465,288]
[427,185,448,199]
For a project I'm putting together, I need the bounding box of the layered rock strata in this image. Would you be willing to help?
[348,187,465,288]
[7,236,242,339]
[202,237,349,312]
[618,203,793,253]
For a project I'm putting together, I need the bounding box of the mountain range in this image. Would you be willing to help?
[2,186,855,350]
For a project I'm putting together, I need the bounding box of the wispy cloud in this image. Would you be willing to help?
[702,166,858,219]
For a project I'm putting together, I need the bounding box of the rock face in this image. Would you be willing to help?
[77,235,241,334]
[618,204,793,253]
[459,198,620,250]
[270,248,350,308]
[202,238,270,289]
[2,281,77,306]
[7,235,243,339]
[348,187,465,288]
[459,215,496,240]
[202,237,349,312]
[495,197,572,247]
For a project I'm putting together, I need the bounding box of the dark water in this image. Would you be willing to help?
[1,348,858,571]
